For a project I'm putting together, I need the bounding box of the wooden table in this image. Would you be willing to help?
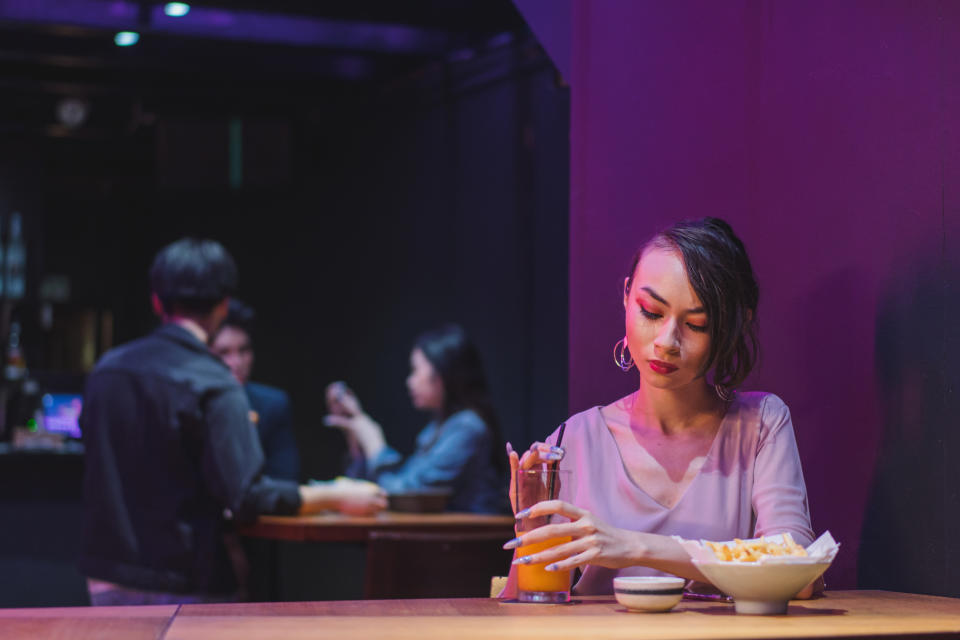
[5,591,960,639]
[238,512,517,600]
[238,511,517,542]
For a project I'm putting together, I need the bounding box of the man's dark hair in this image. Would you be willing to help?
[626,217,760,395]
[414,324,505,473]
[150,238,238,315]
[221,299,256,341]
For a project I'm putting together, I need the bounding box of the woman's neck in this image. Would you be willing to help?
[629,380,724,435]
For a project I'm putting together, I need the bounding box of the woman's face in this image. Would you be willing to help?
[406,348,445,412]
[624,247,711,391]
[211,326,254,385]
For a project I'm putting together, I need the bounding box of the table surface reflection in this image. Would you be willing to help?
[5,591,960,639]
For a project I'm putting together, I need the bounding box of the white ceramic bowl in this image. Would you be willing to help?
[693,560,831,614]
[613,576,685,612]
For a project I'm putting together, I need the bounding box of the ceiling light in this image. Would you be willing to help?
[163,3,191,18]
[114,31,140,46]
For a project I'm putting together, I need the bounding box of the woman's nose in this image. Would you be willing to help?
[654,318,681,352]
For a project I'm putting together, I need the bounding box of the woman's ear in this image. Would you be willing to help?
[623,278,630,309]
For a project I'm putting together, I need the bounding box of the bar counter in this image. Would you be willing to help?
[238,511,516,542]
[5,591,960,639]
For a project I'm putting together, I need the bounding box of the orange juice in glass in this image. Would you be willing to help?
[515,469,572,603]
[517,536,573,596]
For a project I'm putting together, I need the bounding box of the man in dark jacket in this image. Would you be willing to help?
[79,238,385,605]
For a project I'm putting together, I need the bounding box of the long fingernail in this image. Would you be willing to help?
[550,446,564,454]
[515,508,531,519]
[543,452,562,461]
[545,564,559,572]
[512,556,532,565]
[506,442,515,454]
[503,537,522,550]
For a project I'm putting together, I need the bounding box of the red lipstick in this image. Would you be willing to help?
[649,360,678,375]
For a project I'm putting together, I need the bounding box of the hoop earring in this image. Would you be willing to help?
[714,383,734,402]
[613,338,634,372]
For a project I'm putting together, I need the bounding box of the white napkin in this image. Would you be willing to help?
[673,531,840,565]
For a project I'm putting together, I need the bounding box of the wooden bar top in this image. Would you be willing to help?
[0,604,178,640]
[6,591,960,639]
[166,591,960,639]
[238,511,517,542]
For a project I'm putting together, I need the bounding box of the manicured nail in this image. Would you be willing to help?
[515,508,531,519]
[506,442,515,455]
[543,452,562,461]
[545,564,559,572]
[503,537,522,550]
[512,556,532,565]
[550,446,564,454]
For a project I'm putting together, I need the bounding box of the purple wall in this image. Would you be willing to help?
[558,1,958,588]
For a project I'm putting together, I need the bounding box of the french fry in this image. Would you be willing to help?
[706,534,808,562]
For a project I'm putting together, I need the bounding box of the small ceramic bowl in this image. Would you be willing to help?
[613,576,686,612]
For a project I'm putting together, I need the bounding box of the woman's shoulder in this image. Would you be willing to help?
[442,408,487,432]
[547,404,607,444]
[733,391,789,415]
[729,392,792,436]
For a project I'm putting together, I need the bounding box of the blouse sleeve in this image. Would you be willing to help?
[751,395,815,546]
[370,411,489,494]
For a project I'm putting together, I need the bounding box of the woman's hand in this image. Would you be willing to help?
[330,477,388,516]
[506,441,564,513]
[298,478,387,516]
[326,381,363,417]
[504,500,641,571]
[324,382,386,460]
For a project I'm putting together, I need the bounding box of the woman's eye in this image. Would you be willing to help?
[686,323,708,333]
[639,305,661,320]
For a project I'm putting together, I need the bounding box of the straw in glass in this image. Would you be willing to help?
[546,422,566,500]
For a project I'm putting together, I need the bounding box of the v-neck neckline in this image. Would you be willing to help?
[595,396,736,511]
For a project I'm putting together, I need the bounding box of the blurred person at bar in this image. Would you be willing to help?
[325,324,508,514]
[211,299,299,481]
[503,218,819,597]
[79,238,385,605]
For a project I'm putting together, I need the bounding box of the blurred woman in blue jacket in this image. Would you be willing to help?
[325,324,507,514]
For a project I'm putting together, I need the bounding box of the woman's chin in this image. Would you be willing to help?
[639,372,695,391]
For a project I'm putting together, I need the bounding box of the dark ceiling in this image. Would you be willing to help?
[0,0,531,137]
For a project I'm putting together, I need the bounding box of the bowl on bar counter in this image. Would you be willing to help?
[676,531,839,615]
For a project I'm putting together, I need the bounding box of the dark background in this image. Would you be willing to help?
[0,0,569,606]
[0,0,570,474]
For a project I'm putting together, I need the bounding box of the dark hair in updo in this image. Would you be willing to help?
[625,217,759,395]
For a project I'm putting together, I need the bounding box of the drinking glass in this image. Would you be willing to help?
[515,468,572,603]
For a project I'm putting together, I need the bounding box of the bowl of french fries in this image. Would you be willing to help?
[675,531,839,615]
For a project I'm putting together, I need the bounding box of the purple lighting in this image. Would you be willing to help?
[0,0,451,54]
[148,6,450,53]
[0,0,137,29]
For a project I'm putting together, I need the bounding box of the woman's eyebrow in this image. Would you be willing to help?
[641,286,705,314]
[641,286,668,305]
